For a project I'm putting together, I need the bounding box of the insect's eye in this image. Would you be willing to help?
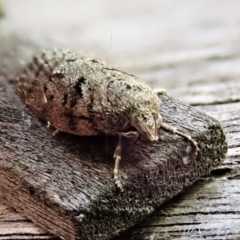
[138,113,148,122]
[140,113,147,121]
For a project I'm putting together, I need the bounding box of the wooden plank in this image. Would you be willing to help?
[1,0,240,239]
[118,102,240,239]
[0,35,227,239]
[0,204,57,240]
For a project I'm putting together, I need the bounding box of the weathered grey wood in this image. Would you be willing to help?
[1,0,240,239]
[0,204,58,240]
[118,102,240,240]
[0,33,227,239]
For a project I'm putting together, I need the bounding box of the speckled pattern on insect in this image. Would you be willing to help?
[17,49,199,192]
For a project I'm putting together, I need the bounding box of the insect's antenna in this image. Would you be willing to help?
[160,122,199,159]
[107,29,113,62]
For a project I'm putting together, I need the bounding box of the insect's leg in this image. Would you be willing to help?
[47,121,60,136]
[43,90,47,103]
[116,131,140,141]
[160,122,199,158]
[154,88,167,95]
[113,135,123,192]
[52,129,60,136]
[113,131,140,191]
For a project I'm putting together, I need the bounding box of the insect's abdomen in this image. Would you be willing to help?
[16,49,155,136]
[17,49,99,136]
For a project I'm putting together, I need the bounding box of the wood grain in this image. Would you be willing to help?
[1,0,239,239]
[0,204,57,240]
[0,61,227,239]
[0,34,227,239]
[118,102,240,239]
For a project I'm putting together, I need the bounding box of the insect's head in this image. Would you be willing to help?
[131,99,162,142]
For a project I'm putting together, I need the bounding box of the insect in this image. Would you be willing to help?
[16,49,199,192]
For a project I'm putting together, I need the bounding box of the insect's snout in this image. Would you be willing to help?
[141,132,158,143]
[149,134,159,142]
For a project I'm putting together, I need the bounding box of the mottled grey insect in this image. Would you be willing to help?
[17,49,199,192]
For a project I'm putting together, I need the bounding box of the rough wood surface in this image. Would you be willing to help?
[118,102,240,240]
[0,34,227,239]
[0,204,58,240]
[0,0,239,239]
